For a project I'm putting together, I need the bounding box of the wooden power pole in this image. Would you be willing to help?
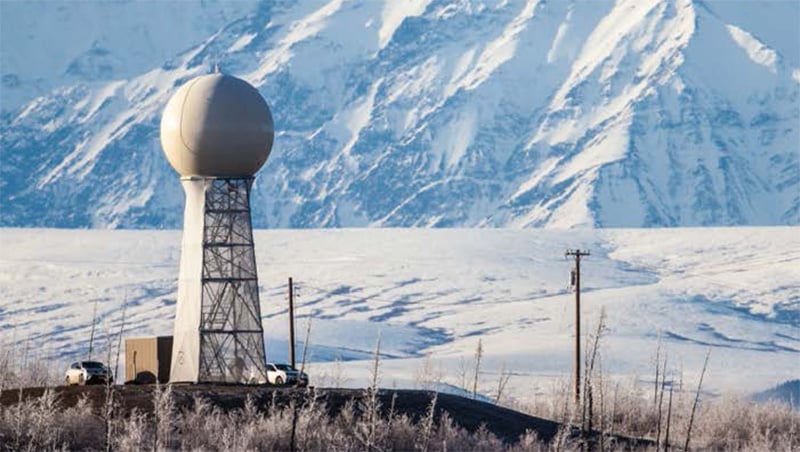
[88,297,98,360]
[288,277,296,369]
[565,249,590,403]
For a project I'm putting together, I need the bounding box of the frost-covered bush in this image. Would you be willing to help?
[514,377,799,452]
[0,386,546,451]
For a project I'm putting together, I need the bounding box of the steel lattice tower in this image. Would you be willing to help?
[170,177,268,383]
[197,177,266,382]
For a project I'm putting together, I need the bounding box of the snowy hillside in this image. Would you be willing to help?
[1,0,798,228]
[0,227,797,400]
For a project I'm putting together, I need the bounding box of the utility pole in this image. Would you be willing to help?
[565,249,590,404]
[288,277,296,369]
[88,297,98,360]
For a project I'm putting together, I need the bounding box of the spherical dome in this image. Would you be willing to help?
[160,74,273,177]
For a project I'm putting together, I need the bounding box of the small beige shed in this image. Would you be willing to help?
[125,336,173,384]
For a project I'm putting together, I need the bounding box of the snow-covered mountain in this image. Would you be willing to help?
[1,0,798,228]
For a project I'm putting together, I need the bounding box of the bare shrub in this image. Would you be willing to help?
[17,388,61,449]
[61,394,105,448]
[508,430,547,452]
[510,316,797,452]
[176,395,221,449]
[414,353,443,391]
[518,373,799,452]
[415,392,438,452]
[494,361,513,404]
[686,395,798,451]
[0,383,613,451]
[152,382,175,450]
[472,338,483,399]
[0,340,63,392]
[114,409,149,452]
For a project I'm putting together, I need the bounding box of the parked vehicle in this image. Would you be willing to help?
[266,363,308,386]
[65,361,113,385]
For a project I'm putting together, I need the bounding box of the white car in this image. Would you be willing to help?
[65,361,113,385]
[266,363,308,386]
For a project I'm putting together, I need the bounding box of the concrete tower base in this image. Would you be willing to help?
[170,176,268,383]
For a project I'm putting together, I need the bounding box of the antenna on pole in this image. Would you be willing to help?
[565,248,590,404]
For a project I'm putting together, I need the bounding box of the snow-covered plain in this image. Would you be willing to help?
[0,227,797,402]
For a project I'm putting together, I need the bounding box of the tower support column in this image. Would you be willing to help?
[171,176,267,383]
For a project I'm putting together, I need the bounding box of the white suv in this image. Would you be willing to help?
[266,363,308,386]
[65,361,113,385]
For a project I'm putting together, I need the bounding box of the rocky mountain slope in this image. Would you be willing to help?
[1,0,797,228]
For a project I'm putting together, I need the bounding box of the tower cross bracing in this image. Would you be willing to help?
[198,178,267,383]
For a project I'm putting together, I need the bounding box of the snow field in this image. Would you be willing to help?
[0,227,797,403]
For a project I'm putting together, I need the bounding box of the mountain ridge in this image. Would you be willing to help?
[1,0,797,228]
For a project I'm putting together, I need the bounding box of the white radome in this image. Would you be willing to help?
[160,74,274,177]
